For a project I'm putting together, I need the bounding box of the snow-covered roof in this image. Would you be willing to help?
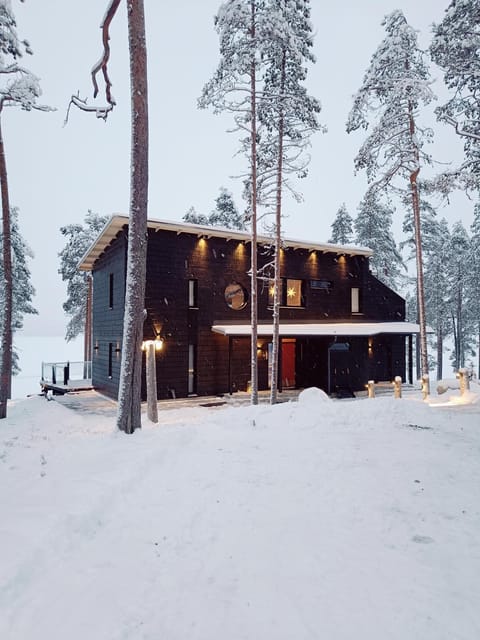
[78,214,373,271]
[212,322,420,336]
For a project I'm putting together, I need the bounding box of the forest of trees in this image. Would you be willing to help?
[1,0,479,422]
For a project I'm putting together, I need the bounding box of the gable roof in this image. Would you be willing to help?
[78,214,373,271]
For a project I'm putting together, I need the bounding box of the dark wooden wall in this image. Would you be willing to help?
[91,227,407,399]
[92,233,126,398]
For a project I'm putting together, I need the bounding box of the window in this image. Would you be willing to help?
[351,287,361,313]
[224,282,248,310]
[188,279,198,308]
[108,342,113,378]
[311,279,333,292]
[285,279,302,306]
[268,279,304,307]
[188,344,197,394]
[109,273,114,309]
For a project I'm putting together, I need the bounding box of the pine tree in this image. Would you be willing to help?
[401,200,449,378]
[0,0,52,419]
[447,221,475,370]
[0,207,37,376]
[209,187,245,229]
[182,206,209,226]
[182,189,245,229]
[423,217,452,380]
[256,0,321,404]
[200,0,273,404]
[354,192,404,291]
[346,10,434,380]
[70,0,149,433]
[58,211,108,352]
[430,0,480,182]
[329,203,353,245]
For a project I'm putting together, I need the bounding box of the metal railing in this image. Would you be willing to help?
[41,361,92,386]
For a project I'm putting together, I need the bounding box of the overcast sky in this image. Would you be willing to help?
[7,0,469,337]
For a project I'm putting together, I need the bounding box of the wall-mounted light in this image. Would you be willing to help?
[257,343,268,360]
[142,336,165,351]
[368,337,373,356]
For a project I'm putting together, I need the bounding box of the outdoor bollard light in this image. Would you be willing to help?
[394,376,402,399]
[144,340,159,424]
[421,374,430,400]
[367,380,375,399]
[457,368,470,396]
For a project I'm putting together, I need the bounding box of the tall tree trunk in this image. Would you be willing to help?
[116,0,149,433]
[270,51,286,405]
[451,312,459,370]
[457,285,464,368]
[477,321,480,380]
[436,323,443,381]
[249,0,258,405]
[0,116,12,419]
[408,101,428,379]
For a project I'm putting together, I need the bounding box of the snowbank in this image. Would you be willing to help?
[0,394,479,640]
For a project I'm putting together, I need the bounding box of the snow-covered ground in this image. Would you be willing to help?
[1,384,479,640]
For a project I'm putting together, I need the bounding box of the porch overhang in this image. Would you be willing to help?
[212,322,420,337]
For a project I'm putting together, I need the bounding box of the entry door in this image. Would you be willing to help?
[281,339,296,389]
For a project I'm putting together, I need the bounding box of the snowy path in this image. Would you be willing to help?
[0,392,479,639]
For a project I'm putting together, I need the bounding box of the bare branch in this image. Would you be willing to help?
[91,0,122,104]
[64,93,114,125]
[67,0,121,122]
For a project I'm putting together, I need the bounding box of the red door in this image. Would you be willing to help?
[282,339,296,389]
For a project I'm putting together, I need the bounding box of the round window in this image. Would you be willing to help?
[224,283,248,310]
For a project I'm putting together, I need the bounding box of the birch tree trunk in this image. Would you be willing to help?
[249,0,258,406]
[270,51,286,405]
[408,100,428,380]
[0,116,13,419]
[436,323,443,381]
[116,0,149,433]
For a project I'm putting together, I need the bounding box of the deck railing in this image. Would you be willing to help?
[41,361,92,386]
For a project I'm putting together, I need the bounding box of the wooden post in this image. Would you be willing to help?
[367,380,375,398]
[408,335,413,385]
[228,336,233,395]
[421,374,430,400]
[394,376,402,399]
[146,342,158,423]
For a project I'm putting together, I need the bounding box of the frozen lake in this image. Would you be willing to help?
[11,335,84,399]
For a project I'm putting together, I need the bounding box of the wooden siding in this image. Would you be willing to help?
[91,227,407,399]
[91,232,126,398]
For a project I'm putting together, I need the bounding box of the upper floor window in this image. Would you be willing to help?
[109,273,114,309]
[188,279,198,308]
[311,279,333,293]
[225,282,248,310]
[268,279,304,307]
[351,287,361,314]
[286,279,302,306]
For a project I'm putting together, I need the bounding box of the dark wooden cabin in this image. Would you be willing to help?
[79,215,418,400]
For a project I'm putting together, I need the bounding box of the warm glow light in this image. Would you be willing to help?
[197,237,208,252]
[142,338,164,352]
[287,287,296,298]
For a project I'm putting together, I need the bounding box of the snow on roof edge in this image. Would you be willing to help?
[78,214,373,271]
